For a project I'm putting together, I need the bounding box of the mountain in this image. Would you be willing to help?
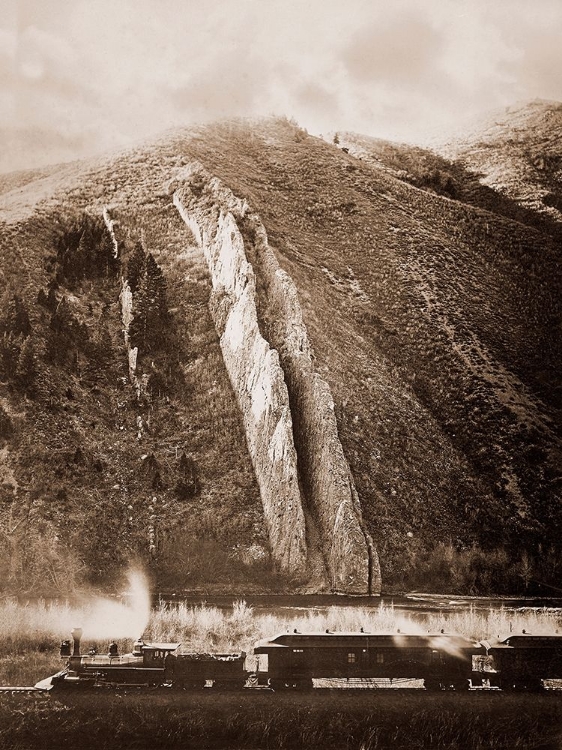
[0,112,560,596]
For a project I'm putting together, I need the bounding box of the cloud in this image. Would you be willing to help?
[343,11,443,86]
[1,0,562,172]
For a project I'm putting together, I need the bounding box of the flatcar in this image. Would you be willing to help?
[254,631,483,690]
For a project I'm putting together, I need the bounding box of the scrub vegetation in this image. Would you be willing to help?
[1,691,562,750]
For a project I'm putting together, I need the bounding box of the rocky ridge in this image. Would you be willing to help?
[173,164,379,594]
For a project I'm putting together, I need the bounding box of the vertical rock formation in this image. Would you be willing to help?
[102,206,119,259]
[173,165,380,594]
[105,208,142,398]
[241,217,381,595]
[174,177,309,577]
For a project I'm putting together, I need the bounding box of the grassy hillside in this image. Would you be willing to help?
[0,115,560,595]
[438,99,562,226]
[0,169,271,596]
[330,130,562,241]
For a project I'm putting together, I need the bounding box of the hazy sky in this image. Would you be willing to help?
[1,0,561,172]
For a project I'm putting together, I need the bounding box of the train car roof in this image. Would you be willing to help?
[489,633,562,649]
[141,642,180,651]
[254,631,479,651]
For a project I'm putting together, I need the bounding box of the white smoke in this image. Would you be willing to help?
[72,567,151,641]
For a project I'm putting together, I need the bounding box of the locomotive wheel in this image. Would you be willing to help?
[524,678,544,693]
[453,679,470,691]
[212,680,246,691]
[270,678,299,691]
[423,678,442,691]
[499,678,532,692]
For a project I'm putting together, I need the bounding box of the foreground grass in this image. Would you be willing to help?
[1,690,561,750]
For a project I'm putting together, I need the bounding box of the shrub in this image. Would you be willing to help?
[0,404,13,439]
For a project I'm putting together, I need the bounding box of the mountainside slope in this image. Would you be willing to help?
[438,99,562,226]
[329,127,562,240]
[0,116,560,595]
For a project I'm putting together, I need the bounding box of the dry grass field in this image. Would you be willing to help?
[1,686,562,749]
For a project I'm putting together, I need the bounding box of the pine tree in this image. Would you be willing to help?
[50,298,73,334]
[97,229,119,277]
[47,298,76,365]
[128,273,148,351]
[147,367,167,400]
[46,282,58,312]
[0,404,13,439]
[175,453,199,500]
[144,253,169,349]
[16,336,37,395]
[76,225,97,279]
[127,243,146,294]
[0,294,31,337]
[0,333,20,380]
[129,253,168,353]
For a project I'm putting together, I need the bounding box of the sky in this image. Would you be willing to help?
[1,0,561,172]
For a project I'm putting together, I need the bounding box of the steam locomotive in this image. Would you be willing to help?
[37,627,562,692]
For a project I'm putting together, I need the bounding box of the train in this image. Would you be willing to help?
[36,627,562,692]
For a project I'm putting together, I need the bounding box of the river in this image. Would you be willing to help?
[154,592,562,621]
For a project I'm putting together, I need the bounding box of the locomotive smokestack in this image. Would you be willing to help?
[71,628,83,656]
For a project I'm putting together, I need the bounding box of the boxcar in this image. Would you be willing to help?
[254,631,482,690]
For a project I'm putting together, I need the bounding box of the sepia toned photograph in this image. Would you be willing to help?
[0,0,561,747]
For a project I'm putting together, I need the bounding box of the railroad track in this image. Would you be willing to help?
[0,686,42,694]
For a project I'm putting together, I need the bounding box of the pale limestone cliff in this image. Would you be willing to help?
[174,180,309,577]
[241,217,380,595]
[173,165,380,593]
[102,206,119,259]
[107,208,143,400]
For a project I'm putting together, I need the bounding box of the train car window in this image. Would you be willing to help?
[292,649,304,653]
[347,653,357,663]
[376,652,384,664]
